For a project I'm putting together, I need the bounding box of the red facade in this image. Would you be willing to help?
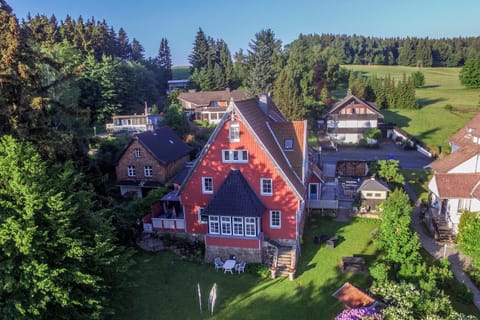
[181,118,300,241]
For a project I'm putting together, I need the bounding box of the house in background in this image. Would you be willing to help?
[178,89,248,124]
[357,176,390,212]
[177,94,322,277]
[167,79,189,93]
[115,127,192,198]
[427,113,480,236]
[325,90,383,144]
[106,104,163,133]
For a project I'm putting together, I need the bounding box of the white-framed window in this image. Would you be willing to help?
[134,148,141,157]
[221,216,232,235]
[233,217,244,236]
[198,207,208,224]
[229,121,240,142]
[202,177,213,194]
[284,139,293,150]
[261,178,273,196]
[222,150,248,163]
[245,217,256,237]
[144,165,153,177]
[270,210,281,229]
[127,165,136,177]
[209,216,219,234]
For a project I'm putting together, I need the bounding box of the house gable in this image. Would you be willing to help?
[180,109,300,240]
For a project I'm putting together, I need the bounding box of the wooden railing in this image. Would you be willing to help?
[151,218,185,232]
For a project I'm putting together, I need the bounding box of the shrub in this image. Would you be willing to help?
[454,282,473,303]
[246,263,270,278]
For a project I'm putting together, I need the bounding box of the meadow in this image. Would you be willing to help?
[343,65,480,152]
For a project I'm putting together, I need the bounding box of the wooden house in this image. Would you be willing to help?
[326,90,383,144]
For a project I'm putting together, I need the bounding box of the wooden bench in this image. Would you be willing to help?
[341,256,365,273]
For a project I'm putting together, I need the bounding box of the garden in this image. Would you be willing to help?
[115,217,380,319]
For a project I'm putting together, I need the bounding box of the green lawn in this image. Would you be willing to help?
[172,66,191,80]
[342,65,480,152]
[402,169,433,202]
[115,218,380,320]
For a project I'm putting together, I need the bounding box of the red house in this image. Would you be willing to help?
[178,94,322,274]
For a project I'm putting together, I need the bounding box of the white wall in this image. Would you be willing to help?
[450,155,480,173]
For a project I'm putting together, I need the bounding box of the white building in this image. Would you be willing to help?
[427,113,480,233]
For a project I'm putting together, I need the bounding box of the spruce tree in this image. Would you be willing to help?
[246,28,282,96]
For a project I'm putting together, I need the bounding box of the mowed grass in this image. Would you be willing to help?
[402,169,433,201]
[115,218,380,320]
[342,65,480,151]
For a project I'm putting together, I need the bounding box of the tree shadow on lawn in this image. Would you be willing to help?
[215,276,347,319]
[417,97,446,108]
[381,109,411,127]
[416,127,440,142]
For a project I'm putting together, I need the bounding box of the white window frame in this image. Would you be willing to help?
[245,217,256,237]
[198,207,208,224]
[202,177,213,194]
[229,122,240,142]
[270,210,281,229]
[222,150,248,163]
[209,216,219,234]
[134,148,141,157]
[233,217,244,236]
[284,139,293,150]
[221,216,232,235]
[261,178,273,196]
[127,165,136,177]
[144,165,153,177]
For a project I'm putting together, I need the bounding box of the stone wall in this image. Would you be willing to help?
[205,245,262,263]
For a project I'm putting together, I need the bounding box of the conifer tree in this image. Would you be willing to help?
[246,28,282,96]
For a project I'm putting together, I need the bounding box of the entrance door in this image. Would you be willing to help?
[309,183,319,200]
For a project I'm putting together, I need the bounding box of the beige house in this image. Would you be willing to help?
[178,89,248,124]
[357,177,390,212]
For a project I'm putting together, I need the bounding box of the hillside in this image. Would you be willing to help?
[343,65,480,152]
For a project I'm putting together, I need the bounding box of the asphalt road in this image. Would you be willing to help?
[318,141,433,170]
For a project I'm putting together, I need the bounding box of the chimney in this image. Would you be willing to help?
[258,93,268,115]
[347,88,352,97]
[144,101,149,116]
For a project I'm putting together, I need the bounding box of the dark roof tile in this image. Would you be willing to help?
[136,127,192,165]
[203,170,266,217]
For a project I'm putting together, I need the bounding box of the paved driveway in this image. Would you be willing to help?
[318,140,433,170]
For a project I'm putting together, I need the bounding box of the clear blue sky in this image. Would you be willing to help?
[9,0,480,66]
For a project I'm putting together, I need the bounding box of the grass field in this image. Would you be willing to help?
[172,66,190,80]
[342,65,480,152]
[115,218,380,320]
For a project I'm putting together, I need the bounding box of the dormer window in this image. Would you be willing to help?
[229,121,240,142]
[284,138,293,150]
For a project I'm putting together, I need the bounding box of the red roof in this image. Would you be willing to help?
[429,144,480,173]
[332,282,375,309]
[449,113,480,148]
[434,173,480,198]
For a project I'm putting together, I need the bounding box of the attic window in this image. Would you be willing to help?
[284,139,293,150]
[229,121,240,142]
